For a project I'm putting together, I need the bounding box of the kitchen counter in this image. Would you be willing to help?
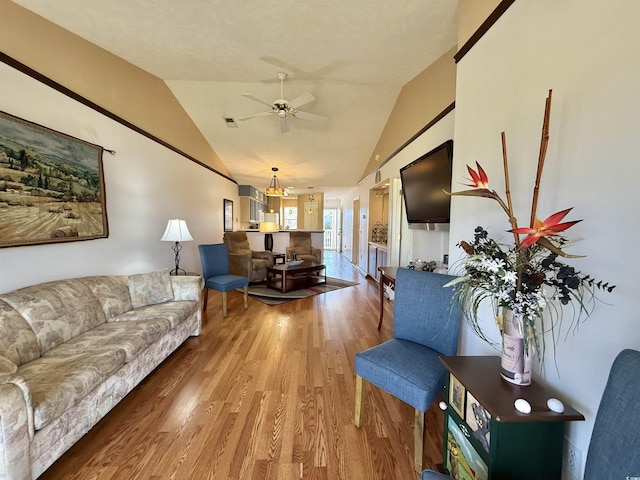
[239,230,325,256]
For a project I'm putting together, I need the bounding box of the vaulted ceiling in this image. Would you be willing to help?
[13,0,458,199]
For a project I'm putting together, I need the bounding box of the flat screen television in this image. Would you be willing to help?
[399,139,453,224]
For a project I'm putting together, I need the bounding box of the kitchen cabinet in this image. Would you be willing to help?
[367,242,388,282]
[239,185,268,224]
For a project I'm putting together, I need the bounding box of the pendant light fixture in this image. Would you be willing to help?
[265,167,287,197]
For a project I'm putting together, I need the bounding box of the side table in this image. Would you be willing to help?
[377,266,397,330]
[439,356,584,479]
[272,252,286,264]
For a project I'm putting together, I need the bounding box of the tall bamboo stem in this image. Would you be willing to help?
[530,89,553,227]
[501,131,520,247]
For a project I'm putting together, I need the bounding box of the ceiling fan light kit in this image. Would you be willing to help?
[237,72,328,133]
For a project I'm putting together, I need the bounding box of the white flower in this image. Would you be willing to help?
[481,258,503,273]
[502,270,517,284]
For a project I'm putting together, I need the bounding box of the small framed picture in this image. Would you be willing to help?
[465,391,491,452]
[223,199,233,232]
[449,374,466,419]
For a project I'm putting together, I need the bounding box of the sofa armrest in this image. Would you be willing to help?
[227,252,251,277]
[170,275,204,302]
[0,374,34,480]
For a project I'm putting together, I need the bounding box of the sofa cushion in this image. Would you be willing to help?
[0,280,107,355]
[42,319,171,362]
[111,301,198,329]
[18,349,126,430]
[79,275,133,318]
[0,300,40,366]
[128,269,174,309]
[0,354,18,377]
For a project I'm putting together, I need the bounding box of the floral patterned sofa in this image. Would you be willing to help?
[0,269,202,480]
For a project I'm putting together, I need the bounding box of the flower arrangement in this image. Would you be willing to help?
[447,91,614,362]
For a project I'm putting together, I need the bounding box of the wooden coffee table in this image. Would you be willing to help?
[266,262,327,293]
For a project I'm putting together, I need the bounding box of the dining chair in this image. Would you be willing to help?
[198,243,249,317]
[354,268,462,472]
[421,348,640,479]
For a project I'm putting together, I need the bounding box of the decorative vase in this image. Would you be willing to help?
[500,309,533,386]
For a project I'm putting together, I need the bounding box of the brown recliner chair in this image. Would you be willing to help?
[286,231,322,263]
[223,232,274,282]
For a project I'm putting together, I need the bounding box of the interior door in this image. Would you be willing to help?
[352,197,360,267]
[303,201,318,230]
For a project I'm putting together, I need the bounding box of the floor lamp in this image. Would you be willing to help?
[160,219,193,275]
[259,213,279,251]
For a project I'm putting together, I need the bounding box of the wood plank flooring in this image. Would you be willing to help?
[39,251,443,479]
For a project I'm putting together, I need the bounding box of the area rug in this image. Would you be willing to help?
[239,277,359,306]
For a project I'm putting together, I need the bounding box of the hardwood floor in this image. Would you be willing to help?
[39,251,443,479]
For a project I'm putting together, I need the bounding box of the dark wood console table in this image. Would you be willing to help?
[377,266,397,330]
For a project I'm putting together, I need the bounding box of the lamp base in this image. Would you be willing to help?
[170,241,186,275]
[264,233,274,252]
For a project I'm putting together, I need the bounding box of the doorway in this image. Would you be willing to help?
[352,197,360,267]
[323,208,339,250]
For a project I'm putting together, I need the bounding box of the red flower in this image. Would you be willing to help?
[509,208,582,250]
[465,162,489,188]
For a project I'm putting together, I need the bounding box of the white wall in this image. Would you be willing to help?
[0,62,239,292]
[451,2,640,477]
[342,111,455,272]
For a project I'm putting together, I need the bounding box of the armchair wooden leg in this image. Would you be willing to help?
[243,285,248,309]
[354,375,364,427]
[414,409,425,472]
[222,291,228,317]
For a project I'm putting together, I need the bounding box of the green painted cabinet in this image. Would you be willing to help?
[440,356,584,480]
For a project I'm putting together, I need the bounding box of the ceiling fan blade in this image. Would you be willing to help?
[241,94,274,108]
[280,116,289,133]
[236,111,273,121]
[288,92,315,109]
[294,110,329,123]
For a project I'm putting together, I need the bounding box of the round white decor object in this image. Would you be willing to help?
[514,398,532,414]
[547,397,565,413]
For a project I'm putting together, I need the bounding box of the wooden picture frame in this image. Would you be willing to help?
[449,373,466,419]
[223,198,233,232]
[0,110,108,248]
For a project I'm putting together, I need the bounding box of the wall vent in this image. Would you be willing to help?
[224,117,238,128]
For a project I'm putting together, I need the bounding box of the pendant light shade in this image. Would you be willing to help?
[265,167,287,197]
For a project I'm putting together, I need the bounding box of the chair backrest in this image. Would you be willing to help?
[198,243,229,279]
[289,231,312,254]
[223,232,251,255]
[584,348,640,479]
[393,268,462,357]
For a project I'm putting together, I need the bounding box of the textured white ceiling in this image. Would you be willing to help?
[13,0,458,198]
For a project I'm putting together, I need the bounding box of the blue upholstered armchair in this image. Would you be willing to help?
[421,348,640,479]
[354,268,462,472]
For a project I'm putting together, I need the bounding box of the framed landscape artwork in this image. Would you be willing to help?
[0,110,108,248]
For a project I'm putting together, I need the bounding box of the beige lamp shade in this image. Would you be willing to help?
[260,212,279,233]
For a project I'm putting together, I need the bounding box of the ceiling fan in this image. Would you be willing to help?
[236,72,328,133]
